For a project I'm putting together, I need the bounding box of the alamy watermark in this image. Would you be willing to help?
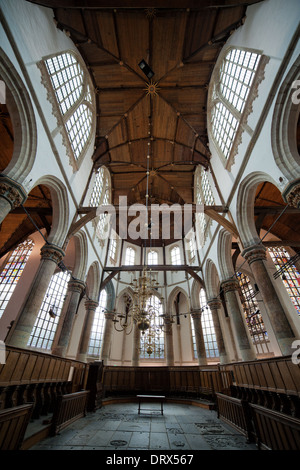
[95,196,205,247]
[291,80,300,105]
[292,340,300,365]
[0,80,6,105]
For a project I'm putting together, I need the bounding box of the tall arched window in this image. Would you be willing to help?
[0,239,34,319]
[200,288,219,359]
[125,246,136,265]
[88,289,107,357]
[268,247,300,316]
[39,51,95,168]
[195,166,215,246]
[170,246,181,265]
[89,167,111,244]
[140,295,164,359]
[237,271,270,355]
[148,250,158,265]
[208,47,266,168]
[28,271,70,350]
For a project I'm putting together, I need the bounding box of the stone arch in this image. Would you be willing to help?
[190,279,203,311]
[217,228,235,281]
[236,171,281,249]
[271,54,300,181]
[28,175,70,248]
[167,286,189,316]
[0,48,37,185]
[85,261,101,302]
[72,230,88,281]
[204,259,220,300]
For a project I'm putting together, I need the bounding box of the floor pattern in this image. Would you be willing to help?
[30,401,257,451]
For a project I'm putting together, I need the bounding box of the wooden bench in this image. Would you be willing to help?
[137,395,165,415]
[0,403,33,450]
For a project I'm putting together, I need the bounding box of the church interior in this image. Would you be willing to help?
[0,0,300,452]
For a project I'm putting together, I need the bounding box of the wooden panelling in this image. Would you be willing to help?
[50,391,90,436]
[0,403,33,450]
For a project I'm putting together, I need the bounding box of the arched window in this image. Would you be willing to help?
[170,246,181,265]
[28,271,70,350]
[109,238,117,262]
[237,271,270,355]
[0,239,34,319]
[209,47,265,168]
[268,247,300,316]
[148,250,158,265]
[89,167,111,243]
[125,247,135,265]
[200,288,219,358]
[88,289,107,357]
[195,167,215,246]
[39,51,95,168]
[140,295,164,359]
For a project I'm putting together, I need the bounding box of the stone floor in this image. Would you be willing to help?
[29,401,257,451]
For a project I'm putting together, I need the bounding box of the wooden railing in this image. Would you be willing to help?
[50,390,90,435]
[216,392,300,450]
[250,403,300,450]
[0,403,33,450]
[216,393,252,441]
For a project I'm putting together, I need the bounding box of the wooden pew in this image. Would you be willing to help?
[0,403,33,450]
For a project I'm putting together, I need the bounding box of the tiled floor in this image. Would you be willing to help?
[30,401,257,451]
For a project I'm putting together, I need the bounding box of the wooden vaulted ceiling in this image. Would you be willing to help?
[2,0,300,258]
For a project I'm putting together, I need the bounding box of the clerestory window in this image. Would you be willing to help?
[88,289,107,357]
[39,51,95,169]
[195,166,215,246]
[209,47,265,168]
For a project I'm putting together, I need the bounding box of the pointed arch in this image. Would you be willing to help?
[217,228,235,281]
[167,286,189,316]
[71,230,88,281]
[204,259,220,300]
[236,171,281,248]
[0,47,37,185]
[85,261,101,302]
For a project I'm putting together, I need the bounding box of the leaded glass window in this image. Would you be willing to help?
[140,295,164,359]
[28,271,70,350]
[268,247,300,316]
[125,247,135,265]
[88,289,107,357]
[0,239,34,319]
[170,246,181,265]
[237,271,270,354]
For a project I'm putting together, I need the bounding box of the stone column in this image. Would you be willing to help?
[52,278,86,357]
[207,298,229,364]
[191,311,207,365]
[132,323,141,367]
[100,311,114,366]
[7,243,65,349]
[242,244,296,355]
[77,299,99,362]
[0,175,27,224]
[220,278,256,361]
[164,316,174,366]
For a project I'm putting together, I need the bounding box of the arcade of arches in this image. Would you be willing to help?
[0,0,300,451]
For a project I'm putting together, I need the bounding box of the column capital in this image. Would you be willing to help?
[191,309,202,320]
[282,179,300,209]
[84,299,99,311]
[40,243,65,264]
[68,278,86,294]
[0,175,27,209]
[221,278,240,293]
[207,298,222,310]
[241,244,267,265]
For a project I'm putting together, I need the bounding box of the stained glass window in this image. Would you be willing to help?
[88,289,107,357]
[28,271,70,350]
[0,239,34,319]
[237,271,270,354]
[268,247,300,316]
